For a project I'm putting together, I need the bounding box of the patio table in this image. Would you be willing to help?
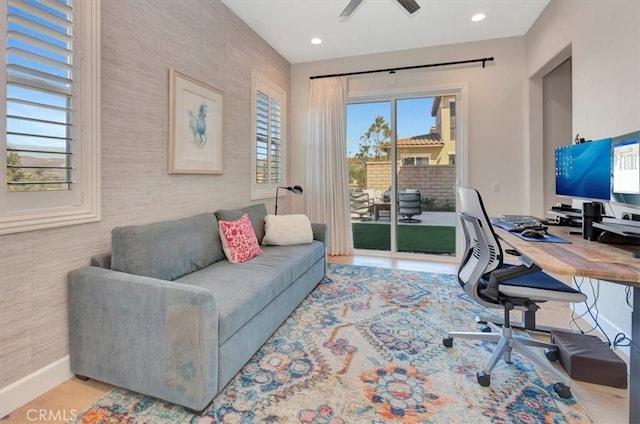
[374,202,391,221]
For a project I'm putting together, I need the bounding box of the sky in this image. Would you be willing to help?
[7,1,72,152]
[346,97,436,157]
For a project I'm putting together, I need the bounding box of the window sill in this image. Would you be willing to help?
[0,209,101,235]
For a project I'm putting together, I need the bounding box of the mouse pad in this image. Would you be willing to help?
[512,232,571,243]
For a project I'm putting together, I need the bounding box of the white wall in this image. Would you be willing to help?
[526,0,640,356]
[542,58,572,211]
[290,37,530,218]
[0,0,290,400]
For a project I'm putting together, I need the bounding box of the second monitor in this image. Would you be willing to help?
[611,131,640,208]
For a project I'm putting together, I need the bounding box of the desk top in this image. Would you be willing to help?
[495,226,640,286]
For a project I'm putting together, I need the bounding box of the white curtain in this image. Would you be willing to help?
[305,77,353,256]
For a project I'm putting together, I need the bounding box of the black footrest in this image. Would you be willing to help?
[551,330,627,389]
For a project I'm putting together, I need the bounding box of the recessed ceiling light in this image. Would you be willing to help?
[311,37,322,45]
[471,13,486,22]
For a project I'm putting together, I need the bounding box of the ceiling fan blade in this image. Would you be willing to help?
[340,0,364,17]
[397,0,420,14]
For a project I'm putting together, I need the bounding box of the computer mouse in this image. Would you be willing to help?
[521,229,546,239]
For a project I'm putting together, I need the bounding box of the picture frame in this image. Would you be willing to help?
[168,69,224,174]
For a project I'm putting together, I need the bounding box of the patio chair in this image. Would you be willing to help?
[350,191,373,221]
[398,191,421,223]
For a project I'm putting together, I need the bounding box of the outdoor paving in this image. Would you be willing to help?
[353,211,456,226]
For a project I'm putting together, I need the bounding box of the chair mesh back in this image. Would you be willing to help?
[457,187,504,293]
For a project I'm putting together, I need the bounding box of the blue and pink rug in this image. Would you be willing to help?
[71,264,591,423]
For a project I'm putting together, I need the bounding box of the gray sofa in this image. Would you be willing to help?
[67,204,327,411]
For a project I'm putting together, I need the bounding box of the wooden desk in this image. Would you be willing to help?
[495,226,640,422]
[494,227,640,285]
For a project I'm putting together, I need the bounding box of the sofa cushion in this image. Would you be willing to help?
[111,213,225,281]
[263,214,313,246]
[218,213,263,263]
[215,203,268,244]
[175,241,325,344]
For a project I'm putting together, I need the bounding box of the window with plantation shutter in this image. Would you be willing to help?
[251,72,286,200]
[1,0,101,234]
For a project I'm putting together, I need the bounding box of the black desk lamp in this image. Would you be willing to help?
[275,185,303,215]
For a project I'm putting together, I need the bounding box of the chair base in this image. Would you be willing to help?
[475,312,566,335]
[443,322,572,399]
[399,218,421,223]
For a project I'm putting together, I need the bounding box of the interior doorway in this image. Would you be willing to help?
[543,58,572,211]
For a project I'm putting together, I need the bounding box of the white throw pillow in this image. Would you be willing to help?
[263,214,313,246]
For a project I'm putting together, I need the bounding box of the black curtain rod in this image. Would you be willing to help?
[309,56,494,80]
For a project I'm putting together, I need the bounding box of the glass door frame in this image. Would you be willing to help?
[348,85,468,262]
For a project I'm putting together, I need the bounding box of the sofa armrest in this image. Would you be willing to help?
[68,266,218,411]
[311,223,328,245]
[90,252,111,269]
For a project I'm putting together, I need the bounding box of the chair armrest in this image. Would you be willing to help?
[483,264,542,302]
[67,266,218,411]
[90,252,111,268]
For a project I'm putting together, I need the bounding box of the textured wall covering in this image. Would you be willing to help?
[0,0,290,388]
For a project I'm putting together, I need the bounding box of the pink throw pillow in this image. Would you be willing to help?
[218,213,263,263]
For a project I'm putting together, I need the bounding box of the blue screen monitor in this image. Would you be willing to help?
[555,138,611,201]
[610,131,640,207]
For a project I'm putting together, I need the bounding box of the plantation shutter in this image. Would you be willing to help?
[269,96,281,183]
[256,91,269,184]
[255,89,282,185]
[6,0,74,191]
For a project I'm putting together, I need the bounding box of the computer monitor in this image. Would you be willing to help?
[555,138,611,201]
[610,131,640,208]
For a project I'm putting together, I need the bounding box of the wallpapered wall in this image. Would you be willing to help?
[0,0,290,388]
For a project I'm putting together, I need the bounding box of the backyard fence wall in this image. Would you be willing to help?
[366,162,456,210]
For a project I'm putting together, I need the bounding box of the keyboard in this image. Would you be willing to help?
[491,215,548,233]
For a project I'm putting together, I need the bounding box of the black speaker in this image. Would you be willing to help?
[582,202,604,241]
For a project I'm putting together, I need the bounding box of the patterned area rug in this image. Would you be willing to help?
[71,264,591,423]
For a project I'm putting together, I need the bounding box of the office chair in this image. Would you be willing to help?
[398,191,421,223]
[443,187,586,399]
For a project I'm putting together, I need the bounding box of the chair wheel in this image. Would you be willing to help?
[481,325,491,333]
[443,337,453,348]
[545,347,559,362]
[553,382,572,399]
[477,371,491,387]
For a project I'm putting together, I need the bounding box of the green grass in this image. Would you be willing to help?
[352,222,456,255]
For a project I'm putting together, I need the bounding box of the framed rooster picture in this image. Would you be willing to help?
[168,69,224,174]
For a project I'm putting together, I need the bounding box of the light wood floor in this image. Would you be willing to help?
[2,255,628,423]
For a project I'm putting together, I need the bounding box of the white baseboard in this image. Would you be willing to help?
[0,356,72,419]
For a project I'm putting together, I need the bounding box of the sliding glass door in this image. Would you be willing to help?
[347,101,392,251]
[347,94,458,257]
[395,96,457,255]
